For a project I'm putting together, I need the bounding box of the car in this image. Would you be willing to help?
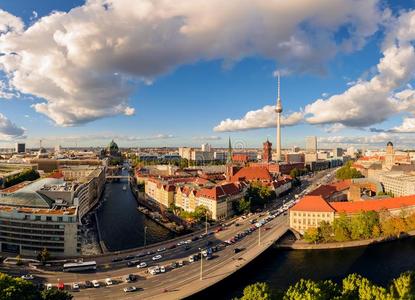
[184,245,191,250]
[21,274,34,280]
[160,266,166,273]
[92,280,100,288]
[234,223,240,227]
[148,266,160,275]
[157,247,166,252]
[188,255,195,263]
[84,281,93,288]
[72,283,80,291]
[124,274,135,283]
[177,241,185,246]
[170,262,178,269]
[152,254,162,261]
[111,257,122,263]
[178,260,184,267]
[46,283,53,290]
[215,227,222,233]
[185,239,192,244]
[123,286,137,293]
[234,248,243,254]
[124,255,134,260]
[105,278,113,286]
[135,253,145,258]
[137,262,147,268]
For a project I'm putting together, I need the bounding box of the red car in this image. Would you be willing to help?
[57,282,65,290]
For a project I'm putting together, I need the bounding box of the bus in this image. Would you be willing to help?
[63,261,97,272]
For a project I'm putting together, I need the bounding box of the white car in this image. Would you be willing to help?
[72,283,80,290]
[148,266,160,275]
[92,280,100,288]
[157,247,166,252]
[105,278,113,286]
[46,283,52,290]
[21,274,34,280]
[160,266,166,273]
[185,239,192,244]
[152,254,162,261]
[124,286,137,293]
[137,262,147,268]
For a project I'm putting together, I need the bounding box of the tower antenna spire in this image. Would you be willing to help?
[277,71,280,102]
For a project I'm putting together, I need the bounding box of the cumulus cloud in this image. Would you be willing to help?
[0,0,382,126]
[0,113,25,141]
[214,105,304,131]
[215,10,415,132]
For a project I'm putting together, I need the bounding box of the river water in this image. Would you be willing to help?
[193,237,415,300]
[95,167,175,251]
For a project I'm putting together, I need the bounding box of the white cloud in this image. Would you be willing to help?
[193,135,222,141]
[215,10,415,132]
[213,105,304,132]
[317,132,413,147]
[0,113,25,141]
[0,0,382,126]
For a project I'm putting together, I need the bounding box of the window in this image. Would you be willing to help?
[57,217,63,222]
[46,216,52,221]
[35,216,41,221]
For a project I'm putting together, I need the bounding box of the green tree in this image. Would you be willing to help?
[41,289,73,300]
[0,273,40,300]
[193,205,211,222]
[333,213,351,242]
[390,271,415,299]
[239,282,273,300]
[37,248,50,265]
[234,198,251,215]
[335,161,363,180]
[303,227,321,243]
[290,168,300,179]
[319,221,334,242]
[284,279,340,300]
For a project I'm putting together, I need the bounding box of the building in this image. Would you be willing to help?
[263,140,272,162]
[201,143,211,152]
[0,178,80,257]
[306,136,317,154]
[377,172,415,197]
[292,146,300,153]
[333,148,343,158]
[284,153,305,164]
[15,143,25,153]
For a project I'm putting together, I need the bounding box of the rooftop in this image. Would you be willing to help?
[290,195,335,212]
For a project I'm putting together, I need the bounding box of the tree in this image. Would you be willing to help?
[284,279,340,300]
[240,282,273,300]
[318,221,333,242]
[0,273,40,300]
[290,168,300,179]
[193,205,211,222]
[390,271,415,299]
[233,198,251,215]
[335,161,363,180]
[41,289,73,300]
[37,248,50,265]
[303,227,320,243]
[332,213,351,242]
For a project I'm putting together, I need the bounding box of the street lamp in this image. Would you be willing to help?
[205,211,208,235]
[144,226,148,247]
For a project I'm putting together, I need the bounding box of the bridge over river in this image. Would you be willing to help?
[29,213,295,300]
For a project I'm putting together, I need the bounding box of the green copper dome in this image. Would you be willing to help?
[108,140,119,151]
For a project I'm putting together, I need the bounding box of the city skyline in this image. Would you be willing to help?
[1,1,415,148]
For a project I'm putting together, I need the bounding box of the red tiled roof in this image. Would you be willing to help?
[231,166,272,182]
[290,196,335,212]
[307,180,351,199]
[197,182,244,200]
[331,195,415,213]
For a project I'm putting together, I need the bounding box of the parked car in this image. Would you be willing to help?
[105,278,113,286]
[92,280,100,288]
[160,266,166,273]
[21,274,34,280]
[137,262,147,268]
[84,281,93,288]
[46,283,53,290]
[157,247,166,252]
[234,248,243,254]
[72,283,80,291]
[124,274,135,283]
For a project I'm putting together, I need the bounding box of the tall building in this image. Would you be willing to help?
[333,147,343,158]
[15,143,25,153]
[306,136,317,153]
[275,73,283,162]
[263,139,272,162]
[384,141,395,170]
[201,143,211,152]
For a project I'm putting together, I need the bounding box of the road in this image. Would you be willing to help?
[2,167,339,299]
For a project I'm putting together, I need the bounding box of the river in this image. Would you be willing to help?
[95,165,175,251]
[192,237,415,299]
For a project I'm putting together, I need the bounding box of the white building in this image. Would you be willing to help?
[201,143,212,152]
[306,136,317,154]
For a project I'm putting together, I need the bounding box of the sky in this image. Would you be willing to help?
[1,0,415,149]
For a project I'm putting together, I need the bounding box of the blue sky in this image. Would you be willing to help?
[1,0,415,149]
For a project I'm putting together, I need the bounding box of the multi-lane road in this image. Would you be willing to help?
[1,167,339,299]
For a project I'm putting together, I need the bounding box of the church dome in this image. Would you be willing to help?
[108,140,119,151]
[387,141,393,147]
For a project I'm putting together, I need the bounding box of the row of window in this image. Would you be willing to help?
[0,237,64,248]
[292,212,332,218]
[1,232,64,242]
[0,220,65,229]
[0,226,64,236]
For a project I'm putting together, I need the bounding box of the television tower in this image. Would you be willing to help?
[275,72,283,162]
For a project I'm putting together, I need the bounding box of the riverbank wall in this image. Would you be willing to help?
[277,230,415,250]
